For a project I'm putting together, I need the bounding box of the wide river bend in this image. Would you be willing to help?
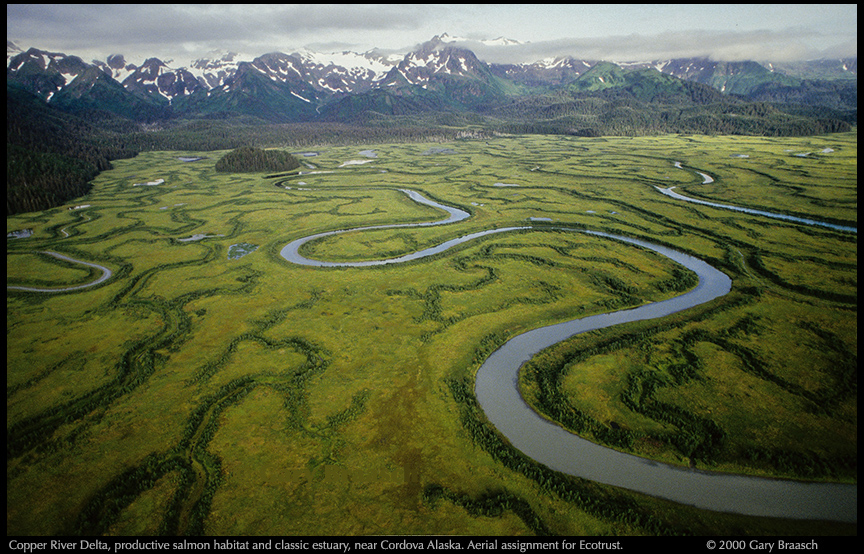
[281,188,856,522]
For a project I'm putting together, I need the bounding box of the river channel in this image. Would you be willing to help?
[280,188,856,522]
[660,162,857,233]
[7,251,113,292]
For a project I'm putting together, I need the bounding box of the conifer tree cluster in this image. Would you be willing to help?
[214,146,300,173]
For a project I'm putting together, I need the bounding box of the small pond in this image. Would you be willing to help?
[228,242,258,260]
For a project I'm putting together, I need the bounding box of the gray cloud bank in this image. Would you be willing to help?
[7,4,431,60]
[7,4,857,64]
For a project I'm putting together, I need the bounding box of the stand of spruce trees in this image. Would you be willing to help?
[214,146,300,173]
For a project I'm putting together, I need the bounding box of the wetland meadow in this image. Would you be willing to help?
[6,132,857,536]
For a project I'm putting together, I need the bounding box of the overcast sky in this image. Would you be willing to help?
[7,4,858,65]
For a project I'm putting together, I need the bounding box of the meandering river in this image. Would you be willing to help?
[280,188,856,522]
[7,251,113,292]
[10,177,855,521]
[660,162,857,233]
[473,232,855,521]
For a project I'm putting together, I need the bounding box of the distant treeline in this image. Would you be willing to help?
[6,77,857,215]
[485,97,854,137]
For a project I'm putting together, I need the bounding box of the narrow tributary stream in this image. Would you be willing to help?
[657,162,857,233]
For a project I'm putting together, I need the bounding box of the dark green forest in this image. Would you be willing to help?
[214,146,300,173]
[6,69,857,215]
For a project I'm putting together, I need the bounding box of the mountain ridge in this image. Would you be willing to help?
[8,36,857,114]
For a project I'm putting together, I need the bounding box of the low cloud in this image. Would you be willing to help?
[445,29,857,64]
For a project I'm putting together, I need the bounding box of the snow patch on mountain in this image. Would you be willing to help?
[291,91,311,103]
[437,33,522,47]
[187,52,242,89]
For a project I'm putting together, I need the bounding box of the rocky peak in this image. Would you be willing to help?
[106,54,126,70]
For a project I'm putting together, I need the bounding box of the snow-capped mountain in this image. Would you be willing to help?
[6,37,857,123]
[383,38,492,87]
[93,47,401,101]
[613,57,858,95]
[244,50,384,98]
[295,48,400,94]
[6,45,169,121]
[187,52,242,89]
[491,56,596,87]
[6,46,94,101]
[118,58,203,102]
[91,53,215,102]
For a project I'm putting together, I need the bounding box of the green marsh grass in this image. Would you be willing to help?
[7,133,856,536]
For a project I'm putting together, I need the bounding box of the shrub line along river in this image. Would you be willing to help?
[280,188,856,523]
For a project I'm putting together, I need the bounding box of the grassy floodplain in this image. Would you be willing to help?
[6,132,857,536]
